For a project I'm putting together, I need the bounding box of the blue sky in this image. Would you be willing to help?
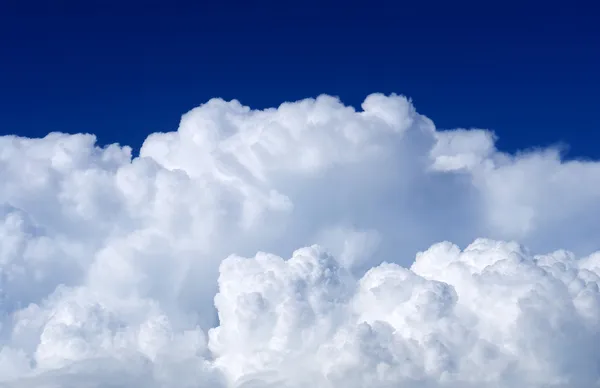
[1,1,598,157]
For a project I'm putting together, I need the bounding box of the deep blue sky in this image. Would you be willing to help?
[1,1,598,158]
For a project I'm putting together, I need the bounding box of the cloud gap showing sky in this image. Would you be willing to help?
[1,93,600,387]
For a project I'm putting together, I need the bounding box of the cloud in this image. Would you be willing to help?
[0,93,599,387]
[211,240,600,387]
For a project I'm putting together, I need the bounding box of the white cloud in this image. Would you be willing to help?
[0,93,599,387]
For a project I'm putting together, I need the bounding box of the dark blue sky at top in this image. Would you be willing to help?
[1,1,598,158]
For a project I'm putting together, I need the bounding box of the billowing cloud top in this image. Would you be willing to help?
[0,93,599,387]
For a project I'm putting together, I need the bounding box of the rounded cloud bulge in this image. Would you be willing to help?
[0,93,599,387]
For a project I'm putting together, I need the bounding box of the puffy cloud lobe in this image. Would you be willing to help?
[212,239,600,387]
[0,93,599,387]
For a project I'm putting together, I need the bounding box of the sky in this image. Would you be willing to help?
[2,2,600,388]
[1,1,599,157]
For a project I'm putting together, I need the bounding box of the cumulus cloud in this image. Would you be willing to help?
[0,93,599,387]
